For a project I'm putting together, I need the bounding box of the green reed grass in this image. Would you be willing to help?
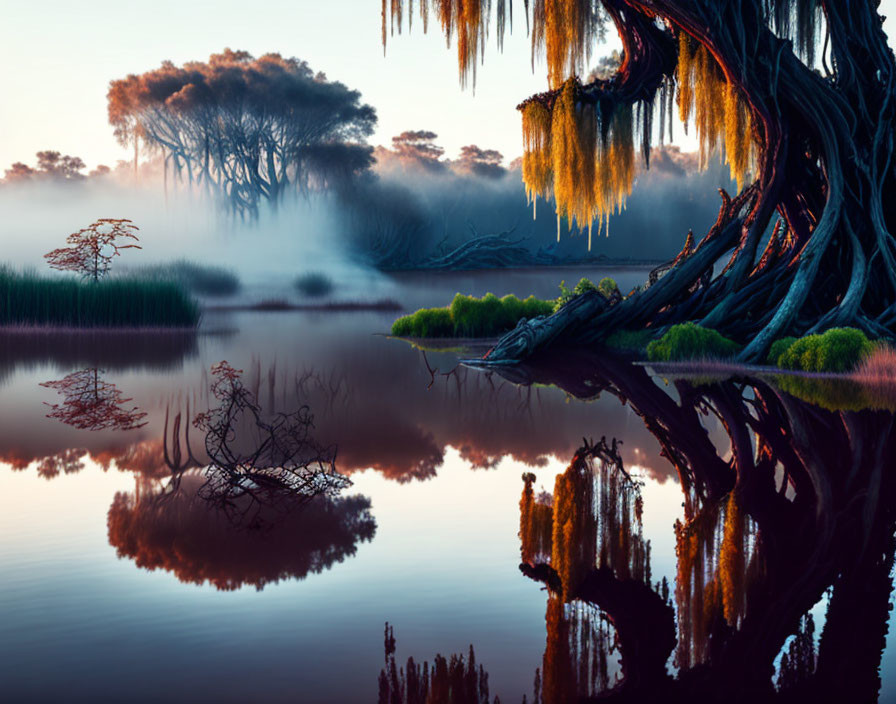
[0,268,200,328]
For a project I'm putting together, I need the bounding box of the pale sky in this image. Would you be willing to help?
[2,1,895,171]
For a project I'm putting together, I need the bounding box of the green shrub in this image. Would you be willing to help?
[574,277,598,296]
[597,277,619,299]
[777,327,874,373]
[767,337,798,366]
[393,292,554,338]
[646,322,741,362]
[391,307,454,337]
[0,268,199,328]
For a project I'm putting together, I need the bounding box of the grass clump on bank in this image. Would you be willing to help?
[392,293,554,338]
[131,260,240,297]
[646,323,740,362]
[773,327,875,373]
[0,268,200,328]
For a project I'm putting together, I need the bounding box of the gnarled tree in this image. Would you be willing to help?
[108,50,377,218]
[382,1,896,362]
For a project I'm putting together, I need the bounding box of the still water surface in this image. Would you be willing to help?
[0,267,893,703]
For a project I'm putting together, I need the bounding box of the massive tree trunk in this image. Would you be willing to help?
[467,0,896,363]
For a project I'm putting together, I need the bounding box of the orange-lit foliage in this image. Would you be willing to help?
[44,218,140,283]
[521,472,554,564]
[542,597,614,704]
[536,0,603,89]
[107,472,375,590]
[521,80,635,247]
[40,368,148,432]
[674,490,757,669]
[382,4,760,242]
[676,35,756,188]
[520,444,650,598]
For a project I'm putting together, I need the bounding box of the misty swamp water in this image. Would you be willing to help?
[0,266,894,703]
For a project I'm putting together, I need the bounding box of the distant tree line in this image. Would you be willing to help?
[107,49,377,218]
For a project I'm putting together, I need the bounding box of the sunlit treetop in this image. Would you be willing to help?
[108,50,377,217]
[382,0,828,245]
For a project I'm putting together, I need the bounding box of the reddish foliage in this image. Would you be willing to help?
[44,218,140,282]
[40,368,148,431]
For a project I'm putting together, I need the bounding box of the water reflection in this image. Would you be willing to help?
[390,355,896,702]
[41,368,148,431]
[0,329,198,387]
[107,472,375,591]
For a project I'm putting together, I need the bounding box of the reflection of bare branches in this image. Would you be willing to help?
[108,472,376,590]
[192,361,350,529]
[40,368,148,431]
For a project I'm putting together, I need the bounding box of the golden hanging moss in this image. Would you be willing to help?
[522,100,554,215]
[521,80,636,247]
[536,0,602,89]
[676,32,694,126]
[551,80,598,240]
[677,33,756,188]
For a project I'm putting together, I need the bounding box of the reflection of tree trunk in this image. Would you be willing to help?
[810,522,895,702]
[495,355,896,700]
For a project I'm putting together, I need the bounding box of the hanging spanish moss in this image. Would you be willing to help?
[382,0,517,86]
[520,79,638,247]
[521,100,554,218]
[676,35,757,190]
[765,0,824,66]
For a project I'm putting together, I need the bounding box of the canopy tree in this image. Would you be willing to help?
[108,50,377,218]
[381,1,896,362]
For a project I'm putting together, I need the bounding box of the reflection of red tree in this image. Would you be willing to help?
[35,449,86,480]
[40,368,147,431]
[107,473,375,591]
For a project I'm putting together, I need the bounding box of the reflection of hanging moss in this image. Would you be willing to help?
[543,597,615,704]
[675,491,758,668]
[520,441,650,599]
[521,472,554,564]
[719,491,746,625]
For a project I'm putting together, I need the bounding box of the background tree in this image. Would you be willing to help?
[382,1,896,362]
[2,150,92,183]
[107,50,377,217]
[44,218,140,282]
[454,144,507,178]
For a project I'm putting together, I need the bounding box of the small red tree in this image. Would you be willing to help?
[44,218,141,282]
